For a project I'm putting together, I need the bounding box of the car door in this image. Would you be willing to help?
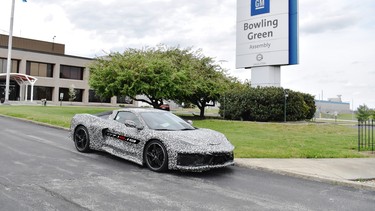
[103,111,143,157]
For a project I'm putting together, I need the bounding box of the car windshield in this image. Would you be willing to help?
[140,112,195,131]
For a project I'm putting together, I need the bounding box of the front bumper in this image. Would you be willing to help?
[175,152,234,171]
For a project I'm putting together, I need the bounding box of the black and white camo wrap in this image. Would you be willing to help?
[69,109,235,171]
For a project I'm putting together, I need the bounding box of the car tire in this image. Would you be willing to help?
[74,126,91,152]
[144,140,168,172]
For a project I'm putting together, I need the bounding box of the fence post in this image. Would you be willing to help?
[358,120,361,151]
[358,120,375,152]
[362,121,364,148]
[372,120,374,153]
[367,120,373,149]
[366,120,368,148]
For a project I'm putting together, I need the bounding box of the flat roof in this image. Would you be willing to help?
[315,100,350,105]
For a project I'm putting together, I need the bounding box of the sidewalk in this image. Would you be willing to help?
[234,158,375,190]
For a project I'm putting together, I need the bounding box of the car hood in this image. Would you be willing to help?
[156,128,229,146]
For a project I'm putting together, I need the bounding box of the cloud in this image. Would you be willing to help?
[57,1,236,51]
[299,1,362,34]
[299,0,375,35]
[301,14,360,34]
[1,0,375,108]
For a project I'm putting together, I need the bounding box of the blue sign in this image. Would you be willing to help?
[251,0,270,16]
[289,0,298,65]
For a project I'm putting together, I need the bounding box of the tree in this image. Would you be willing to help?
[172,53,232,117]
[356,104,372,121]
[89,45,232,118]
[89,46,185,108]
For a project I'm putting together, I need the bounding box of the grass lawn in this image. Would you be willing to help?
[192,120,361,158]
[0,105,111,128]
[0,105,365,158]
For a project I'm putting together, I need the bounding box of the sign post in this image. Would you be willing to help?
[59,93,64,106]
[236,0,298,87]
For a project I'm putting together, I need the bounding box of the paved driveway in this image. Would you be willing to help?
[0,116,374,210]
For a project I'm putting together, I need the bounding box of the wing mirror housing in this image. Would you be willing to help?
[124,120,144,130]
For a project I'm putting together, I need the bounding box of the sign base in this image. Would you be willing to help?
[251,66,281,87]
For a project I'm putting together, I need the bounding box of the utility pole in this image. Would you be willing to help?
[3,0,16,104]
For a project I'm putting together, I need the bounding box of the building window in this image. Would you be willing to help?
[89,90,110,103]
[60,65,84,80]
[0,58,19,73]
[27,86,53,101]
[26,61,53,77]
[0,81,19,100]
[59,87,83,102]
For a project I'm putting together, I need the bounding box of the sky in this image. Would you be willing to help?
[1,0,375,109]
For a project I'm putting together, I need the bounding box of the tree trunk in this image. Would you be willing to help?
[134,96,163,109]
[199,107,205,118]
[198,101,206,118]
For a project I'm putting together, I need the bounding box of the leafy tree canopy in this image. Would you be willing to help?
[356,104,373,121]
[89,45,233,116]
[172,52,234,117]
[89,46,189,108]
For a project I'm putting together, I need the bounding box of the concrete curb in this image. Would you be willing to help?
[235,159,375,191]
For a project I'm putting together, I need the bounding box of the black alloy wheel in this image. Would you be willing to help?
[74,126,90,152]
[144,140,168,172]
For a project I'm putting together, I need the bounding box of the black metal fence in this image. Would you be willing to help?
[358,120,374,152]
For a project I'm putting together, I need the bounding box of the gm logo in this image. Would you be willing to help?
[251,0,270,16]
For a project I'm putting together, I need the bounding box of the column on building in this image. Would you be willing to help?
[82,67,90,104]
[53,63,61,104]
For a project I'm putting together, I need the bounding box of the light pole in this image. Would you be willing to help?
[3,0,16,104]
[218,59,227,119]
[284,89,288,122]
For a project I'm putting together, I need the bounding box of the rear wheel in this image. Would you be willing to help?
[144,140,168,172]
[74,126,90,152]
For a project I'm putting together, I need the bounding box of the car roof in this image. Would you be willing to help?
[113,107,167,114]
[108,108,167,120]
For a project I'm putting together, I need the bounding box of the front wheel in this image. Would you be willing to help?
[73,126,90,152]
[144,140,168,172]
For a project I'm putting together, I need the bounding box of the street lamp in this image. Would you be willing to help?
[284,89,289,122]
[3,0,16,104]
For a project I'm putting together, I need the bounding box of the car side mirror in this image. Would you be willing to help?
[124,120,144,130]
[186,120,193,125]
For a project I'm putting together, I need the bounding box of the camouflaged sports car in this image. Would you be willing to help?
[70,108,234,172]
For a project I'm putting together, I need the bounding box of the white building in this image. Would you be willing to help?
[0,34,133,106]
[315,95,351,115]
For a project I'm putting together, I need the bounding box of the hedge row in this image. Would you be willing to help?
[218,87,316,122]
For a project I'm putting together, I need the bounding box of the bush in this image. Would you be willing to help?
[356,104,372,121]
[219,86,316,122]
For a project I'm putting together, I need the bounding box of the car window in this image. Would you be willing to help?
[140,112,195,131]
[115,111,141,127]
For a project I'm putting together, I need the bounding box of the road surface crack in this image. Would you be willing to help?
[38,185,92,211]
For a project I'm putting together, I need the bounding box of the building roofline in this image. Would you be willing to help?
[0,46,94,60]
[315,100,350,105]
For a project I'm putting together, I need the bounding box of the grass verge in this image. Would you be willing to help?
[0,105,365,158]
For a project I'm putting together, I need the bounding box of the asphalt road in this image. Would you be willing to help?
[0,116,374,211]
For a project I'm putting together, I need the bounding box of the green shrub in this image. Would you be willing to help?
[219,86,316,122]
